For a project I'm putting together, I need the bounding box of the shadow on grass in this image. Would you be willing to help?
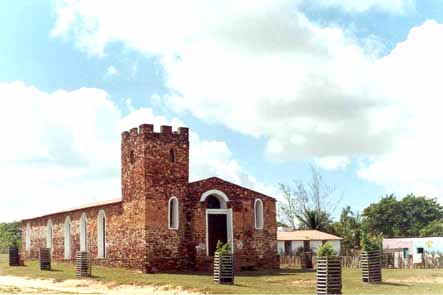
[149,268,314,277]
[240,268,316,277]
[42,269,62,272]
[379,282,409,287]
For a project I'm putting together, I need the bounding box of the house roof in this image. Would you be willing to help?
[277,230,343,241]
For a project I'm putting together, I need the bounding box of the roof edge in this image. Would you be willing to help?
[22,198,122,222]
[190,176,275,200]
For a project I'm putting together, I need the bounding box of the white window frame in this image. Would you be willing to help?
[64,216,71,259]
[46,219,53,250]
[97,210,106,258]
[25,223,31,252]
[168,197,179,230]
[80,213,88,252]
[254,199,264,230]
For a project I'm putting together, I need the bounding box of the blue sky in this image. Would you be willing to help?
[2,0,443,222]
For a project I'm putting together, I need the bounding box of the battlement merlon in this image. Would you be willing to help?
[121,124,189,141]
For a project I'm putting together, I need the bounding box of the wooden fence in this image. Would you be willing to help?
[280,253,443,269]
[280,255,359,269]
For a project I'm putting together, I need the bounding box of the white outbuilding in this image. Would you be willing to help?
[277,229,342,255]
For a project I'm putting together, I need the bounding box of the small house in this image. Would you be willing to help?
[277,229,342,255]
[384,237,443,267]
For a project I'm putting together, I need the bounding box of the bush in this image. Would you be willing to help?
[0,222,21,251]
[215,240,231,255]
[317,242,337,257]
[360,226,381,251]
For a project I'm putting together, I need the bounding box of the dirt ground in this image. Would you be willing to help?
[386,276,443,284]
[0,275,201,295]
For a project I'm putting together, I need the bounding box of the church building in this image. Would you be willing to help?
[21,124,278,272]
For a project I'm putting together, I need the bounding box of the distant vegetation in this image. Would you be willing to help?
[278,167,443,254]
[0,222,21,253]
[363,194,443,238]
[279,165,339,231]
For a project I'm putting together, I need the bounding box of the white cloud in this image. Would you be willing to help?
[315,156,350,170]
[357,20,443,198]
[302,0,414,14]
[105,65,118,77]
[0,82,121,222]
[51,0,397,165]
[50,1,443,198]
[0,82,269,222]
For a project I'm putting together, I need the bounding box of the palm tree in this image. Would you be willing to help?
[296,208,332,231]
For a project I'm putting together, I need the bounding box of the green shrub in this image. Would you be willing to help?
[317,242,337,257]
[360,226,381,251]
[420,219,443,237]
[0,222,21,251]
[215,240,231,255]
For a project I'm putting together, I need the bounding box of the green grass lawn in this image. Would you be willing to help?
[2,254,443,294]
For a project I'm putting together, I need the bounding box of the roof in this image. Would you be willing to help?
[277,230,343,241]
[22,198,122,221]
[190,176,275,200]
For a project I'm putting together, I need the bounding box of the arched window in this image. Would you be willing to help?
[25,223,31,252]
[46,219,53,249]
[254,199,264,230]
[97,210,106,258]
[64,216,71,259]
[169,148,176,163]
[80,213,88,252]
[168,197,179,230]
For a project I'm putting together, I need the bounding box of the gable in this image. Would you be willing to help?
[189,177,275,201]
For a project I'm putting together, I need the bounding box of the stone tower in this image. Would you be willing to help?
[121,124,190,272]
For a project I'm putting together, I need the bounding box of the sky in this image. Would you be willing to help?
[2,0,443,222]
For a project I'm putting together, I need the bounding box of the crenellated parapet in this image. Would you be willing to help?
[121,124,189,142]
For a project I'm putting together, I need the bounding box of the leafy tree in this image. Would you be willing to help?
[297,208,332,231]
[398,194,443,237]
[420,220,443,237]
[362,194,400,237]
[279,165,340,230]
[0,222,22,251]
[330,206,362,254]
[363,194,443,237]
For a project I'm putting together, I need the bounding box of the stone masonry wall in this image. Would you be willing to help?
[189,177,279,272]
[142,125,190,272]
[122,124,190,272]
[20,201,148,269]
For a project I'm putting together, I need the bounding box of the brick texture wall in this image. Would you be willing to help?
[189,177,279,272]
[21,124,279,273]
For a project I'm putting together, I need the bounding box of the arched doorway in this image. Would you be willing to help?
[200,190,233,256]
